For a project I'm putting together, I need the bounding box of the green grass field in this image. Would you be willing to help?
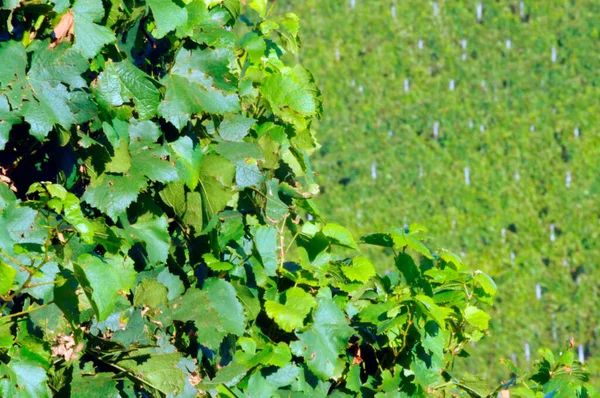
[278,0,600,383]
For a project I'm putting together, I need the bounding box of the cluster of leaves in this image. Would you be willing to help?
[0,0,595,397]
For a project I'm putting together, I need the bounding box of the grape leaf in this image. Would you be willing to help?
[464,305,491,330]
[341,256,375,282]
[82,173,147,221]
[0,261,15,296]
[158,49,240,130]
[74,254,136,321]
[219,114,255,142]
[291,295,354,379]
[265,287,316,332]
[323,223,359,251]
[116,352,186,396]
[72,0,116,58]
[123,215,170,264]
[134,279,168,310]
[254,226,279,276]
[168,135,202,190]
[95,61,160,120]
[146,0,188,39]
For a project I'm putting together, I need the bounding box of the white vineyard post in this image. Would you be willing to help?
[519,1,525,18]
[579,344,585,363]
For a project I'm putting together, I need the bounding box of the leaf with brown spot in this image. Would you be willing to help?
[51,11,75,47]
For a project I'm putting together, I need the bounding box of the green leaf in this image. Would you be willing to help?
[265,364,301,388]
[254,226,279,276]
[261,69,318,129]
[203,253,234,271]
[0,122,11,151]
[341,256,375,282]
[323,223,359,251]
[156,268,185,301]
[204,278,245,336]
[414,295,451,329]
[0,353,52,398]
[346,364,362,393]
[95,61,160,119]
[82,173,147,221]
[0,41,27,107]
[292,295,354,379]
[166,279,245,349]
[134,279,168,310]
[159,49,240,129]
[124,215,170,264]
[235,159,262,189]
[159,183,186,217]
[403,234,433,259]
[219,114,255,142]
[116,352,186,396]
[474,272,497,296]
[0,261,16,296]
[420,321,445,360]
[169,135,203,190]
[21,82,77,141]
[147,0,188,38]
[72,0,117,58]
[264,179,288,221]
[464,305,491,330]
[411,346,444,388]
[74,254,136,321]
[182,191,203,233]
[70,371,120,398]
[198,154,235,220]
[265,287,316,332]
[128,121,178,183]
[46,187,95,243]
[248,0,268,17]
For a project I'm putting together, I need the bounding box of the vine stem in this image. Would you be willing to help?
[0,257,51,313]
[1,302,53,320]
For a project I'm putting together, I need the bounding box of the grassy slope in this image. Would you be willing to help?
[277,0,600,383]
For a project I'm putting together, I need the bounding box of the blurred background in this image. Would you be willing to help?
[277,0,600,384]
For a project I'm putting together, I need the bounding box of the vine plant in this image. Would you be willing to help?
[0,0,594,396]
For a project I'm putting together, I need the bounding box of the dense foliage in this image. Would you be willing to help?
[277,0,600,384]
[0,0,595,396]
